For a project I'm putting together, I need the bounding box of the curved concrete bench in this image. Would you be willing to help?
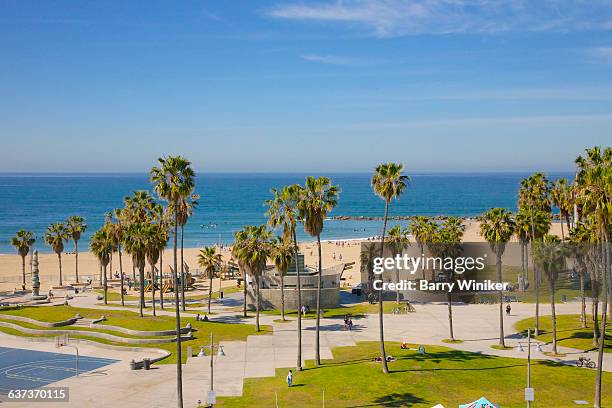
[0,330,171,365]
[0,321,192,344]
[90,318,190,336]
[0,313,76,327]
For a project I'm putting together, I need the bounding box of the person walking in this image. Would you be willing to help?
[286,370,293,387]
[505,303,511,316]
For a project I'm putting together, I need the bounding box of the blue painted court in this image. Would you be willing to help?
[0,346,118,395]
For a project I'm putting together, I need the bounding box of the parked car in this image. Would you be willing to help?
[351,283,364,296]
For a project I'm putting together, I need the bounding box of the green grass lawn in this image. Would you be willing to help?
[515,314,612,353]
[0,305,271,364]
[217,341,612,408]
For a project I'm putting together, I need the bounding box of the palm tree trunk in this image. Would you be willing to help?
[208,273,213,314]
[58,253,63,286]
[242,268,247,318]
[315,233,322,366]
[132,263,136,281]
[593,282,600,346]
[293,229,303,371]
[75,240,79,283]
[103,264,108,305]
[580,274,587,328]
[594,237,608,408]
[560,217,565,241]
[159,251,164,309]
[379,200,390,374]
[173,211,184,408]
[255,274,260,332]
[525,243,529,289]
[119,246,125,307]
[21,255,26,287]
[529,209,540,336]
[519,242,525,291]
[151,262,156,317]
[280,273,285,321]
[550,279,557,354]
[181,225,186,312]
[447,291,454,341]
[497,253,505,347]
[139,262,145,318]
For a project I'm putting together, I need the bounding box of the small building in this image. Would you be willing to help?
[245,254,347,310]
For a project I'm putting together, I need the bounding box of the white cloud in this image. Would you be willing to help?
[301,54,382,65]
[266,0,612,37]
[587,46,612,63]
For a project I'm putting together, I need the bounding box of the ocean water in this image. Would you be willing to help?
[0,172,572,254]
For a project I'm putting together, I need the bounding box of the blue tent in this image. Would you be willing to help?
[459,396,498,408]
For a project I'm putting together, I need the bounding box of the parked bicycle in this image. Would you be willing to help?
[576,356,596,368]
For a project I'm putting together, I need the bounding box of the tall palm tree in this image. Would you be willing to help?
[65,216,87,284]
[533,235,567,355]
[232,229,249,318]
[270,236,294,320]
[124,191,156,282]
[551,178,572,240]
[575,147,611,408]
[150,155,196,408]
[297,176,340,366]
[175,193,199,311]
[386,225,410,303]
[198,246,223,314]
[409,216,435,280]
[515,209,532,291]
[569,222,590,329]
[519,172,552,335]
[90,227,113,304]
[146,222,166,317]
[11,230,35,287]
[266,184,304,370]
[479,208,516,348]
[123,222,150,317]
[44,223,68,286]
[232,225,272,332]
[110,208,127,306]
[371,162,409,374]
[151,203,169,310]
[426,217,464,342]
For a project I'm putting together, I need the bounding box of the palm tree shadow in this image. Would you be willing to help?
[350,393,427,407]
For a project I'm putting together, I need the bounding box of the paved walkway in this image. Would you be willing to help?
[2,293,610,407]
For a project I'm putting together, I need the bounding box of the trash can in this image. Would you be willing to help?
[143,358,151,370]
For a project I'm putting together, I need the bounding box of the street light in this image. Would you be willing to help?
[517,328,541,407]
[200,332,226,407]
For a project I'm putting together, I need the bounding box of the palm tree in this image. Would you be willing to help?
[371,162,409,374]
[569,223,590,329]
[232,225,272,332]
[518,172,552,335]
[386,225,410,303]
[150,155,196,408]
[11,230,35,287]
[90,227,113,304]
[124,191,156,282]
[198,247,223,314]
[232,229,249,318]
[151,204,169,310]
[110,208,127,306]
[551,178,572,240]
[479,207,516,348]
[533,235,567,355]
[65,216,87,284]
[146,222,166,317]
[123,222,150,317]
[266,184,304,370]
[297,176,340,366]
[175,194,199,311]
[270,236,294,320]
[409,216,435,280]
[515,209,532,291]
[427,217,464,342]
[44,223,68,286]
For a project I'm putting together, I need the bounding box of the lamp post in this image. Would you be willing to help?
[518,328,540,407]
[203,332,225,407]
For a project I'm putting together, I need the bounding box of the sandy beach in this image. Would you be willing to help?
[0,221,563,292]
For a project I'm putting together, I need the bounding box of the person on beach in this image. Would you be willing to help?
[286,370,293,387]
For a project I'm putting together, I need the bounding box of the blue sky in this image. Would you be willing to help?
[1,0,611,173]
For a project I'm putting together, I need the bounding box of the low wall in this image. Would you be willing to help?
[246,287,339,310]
[0,321,190,344]
[0,314,76,327]
[0,331,171,365]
